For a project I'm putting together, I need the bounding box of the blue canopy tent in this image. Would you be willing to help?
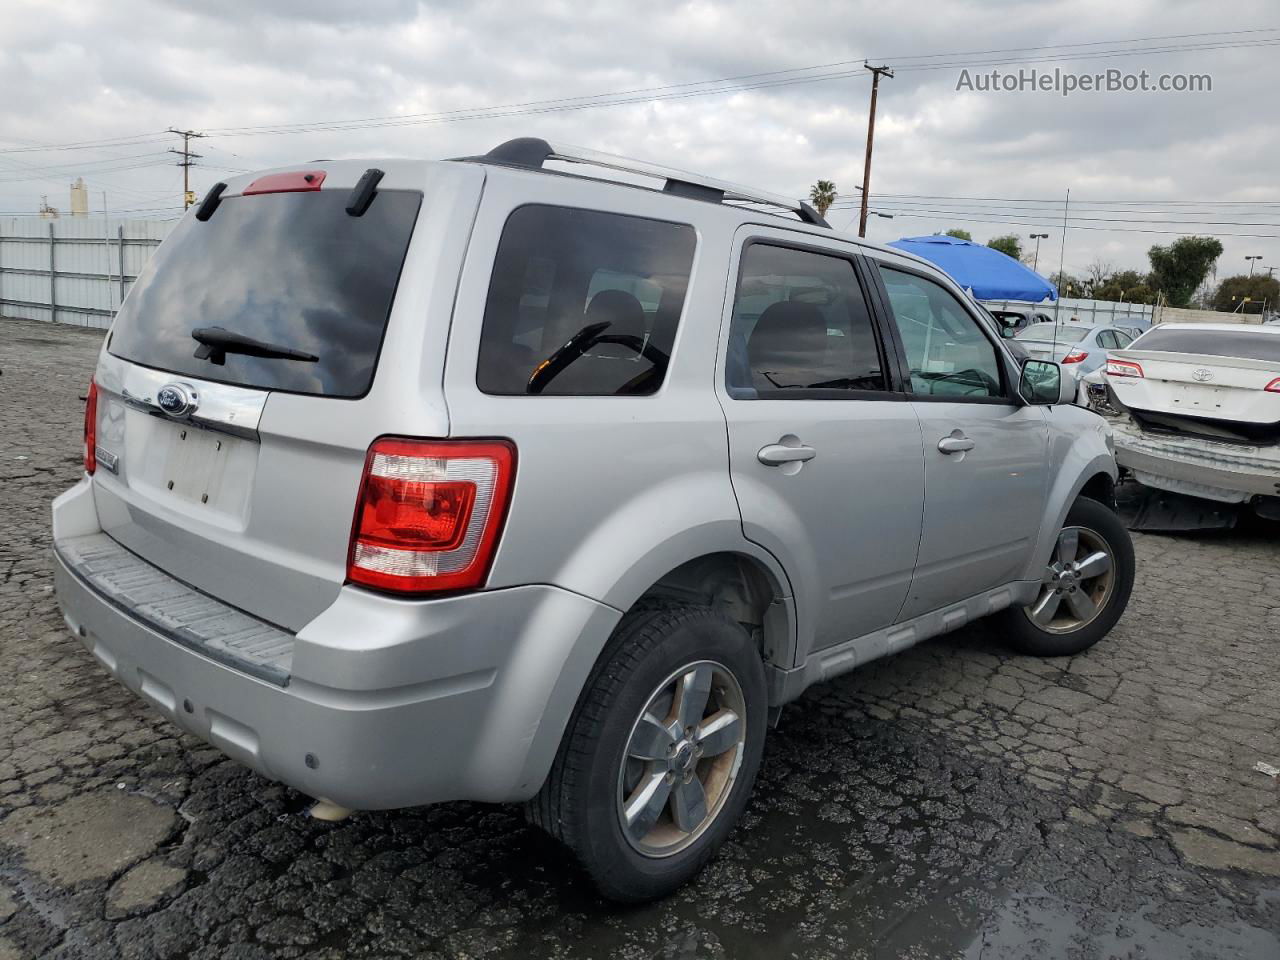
[888,235,1058,303]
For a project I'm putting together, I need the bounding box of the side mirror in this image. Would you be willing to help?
[1000,325,1017,339]
[1019,359,1066,405]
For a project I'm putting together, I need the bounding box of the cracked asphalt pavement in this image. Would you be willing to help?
[1,318,1277,959]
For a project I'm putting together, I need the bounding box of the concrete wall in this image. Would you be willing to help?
[1154,306,1265,326]
[0,216,176,329]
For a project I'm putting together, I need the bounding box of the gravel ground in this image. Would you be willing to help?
[1,317,1277,960]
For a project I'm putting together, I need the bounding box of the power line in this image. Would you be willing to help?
[833,192,1280,207]
[853,207,1280,239]
[2,27,1276,154]
[829,200,1280,226]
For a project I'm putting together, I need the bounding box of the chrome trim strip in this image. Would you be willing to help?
[99,352,268,441]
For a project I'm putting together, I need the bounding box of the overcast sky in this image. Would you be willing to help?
[2,0,1278,281]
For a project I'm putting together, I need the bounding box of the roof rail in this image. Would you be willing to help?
[476,137,830,228]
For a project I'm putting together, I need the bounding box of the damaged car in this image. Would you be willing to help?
[1083,322,1280,526]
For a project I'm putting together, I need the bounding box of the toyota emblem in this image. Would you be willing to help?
[1191,368,1213,382]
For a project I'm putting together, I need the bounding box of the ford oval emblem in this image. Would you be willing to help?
[156,383,196,417]
[1191,368,1213,382]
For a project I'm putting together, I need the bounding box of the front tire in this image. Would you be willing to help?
[998,496,1135,656]
[528,603,767,902]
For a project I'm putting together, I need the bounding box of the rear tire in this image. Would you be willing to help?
[528,603,767,903]
[998,496,1135,657]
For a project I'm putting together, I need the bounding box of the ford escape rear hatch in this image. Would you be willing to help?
[90,178,427,632]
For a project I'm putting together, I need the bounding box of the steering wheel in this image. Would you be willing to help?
[526,322,670,395]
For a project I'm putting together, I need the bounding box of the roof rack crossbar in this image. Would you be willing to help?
[480,137,830,228]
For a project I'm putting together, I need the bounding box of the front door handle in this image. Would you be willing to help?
[937,433,976,454]
[758,442,817,466]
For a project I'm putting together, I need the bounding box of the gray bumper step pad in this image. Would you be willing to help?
[56,533,294,686]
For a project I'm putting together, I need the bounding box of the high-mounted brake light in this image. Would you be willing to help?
[83,379,98,475]
[1106,358,1144,378]
[1265,377,1280,393]
[242,170,327,196]
[1062,350,1088,364]
[347,438,516,594]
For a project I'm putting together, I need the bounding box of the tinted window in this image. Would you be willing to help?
[1096,330,1119,349]
[878,267,1005,399]
[109,190,421,397]
[1130,327,1280,362]
[726,244,887,399]
[476,205,695,396]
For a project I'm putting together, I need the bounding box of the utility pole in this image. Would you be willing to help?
[168,128,205,209]
[858,63,894,238]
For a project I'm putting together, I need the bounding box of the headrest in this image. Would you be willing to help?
[584,288,646,337]
[747,300,828,376]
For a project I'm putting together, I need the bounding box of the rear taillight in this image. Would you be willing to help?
[1061,350,1088,364]
[347,438,516,594]
[1265,377,1280,393]
[83,379,98,475]
[1106,358,1144,378]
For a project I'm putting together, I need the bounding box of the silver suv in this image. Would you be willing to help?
[52,138,1134,902]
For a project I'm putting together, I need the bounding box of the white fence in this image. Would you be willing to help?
[982,296,1157,327]
[0,217,176,329]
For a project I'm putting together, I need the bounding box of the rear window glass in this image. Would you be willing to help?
[1016,324,1090,344]
[476,205,695,396]
[1130,327,1280,362]
[108,189,421,397]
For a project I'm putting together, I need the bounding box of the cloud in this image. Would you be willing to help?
[2,0,1278,277]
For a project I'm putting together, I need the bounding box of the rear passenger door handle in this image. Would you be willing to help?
[937,434,976,454]
[757,443,817,466]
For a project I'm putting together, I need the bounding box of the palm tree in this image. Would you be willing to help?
[809,180,838,217]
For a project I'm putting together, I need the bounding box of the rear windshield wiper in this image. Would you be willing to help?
[191,326,320,366]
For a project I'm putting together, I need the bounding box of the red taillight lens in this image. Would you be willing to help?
[1106,358,1144,378]
[1062,350,1088,364]
[1265,377,1280,393]
[83,379,98,475]
[347,438,515,594]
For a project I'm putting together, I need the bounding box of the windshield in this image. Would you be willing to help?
[1015,325,1090,344]
[1129,327,1280,363]
[108,189,422,397]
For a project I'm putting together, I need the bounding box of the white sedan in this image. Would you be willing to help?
[1082,323,1280,517]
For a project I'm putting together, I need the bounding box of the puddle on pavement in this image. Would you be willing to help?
[960,887,1280,960]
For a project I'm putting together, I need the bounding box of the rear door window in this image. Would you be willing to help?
[726,243,889,399]
[108,189,422,398]
[476,205,696,396]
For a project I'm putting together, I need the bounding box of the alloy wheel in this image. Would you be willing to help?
[1024,525,1116,634]
[616,660,747,857]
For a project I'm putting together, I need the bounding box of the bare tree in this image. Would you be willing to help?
[1084,258,1115,297]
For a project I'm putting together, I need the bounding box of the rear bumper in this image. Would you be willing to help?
[52,479,620,810]
[1112,419,1280,503]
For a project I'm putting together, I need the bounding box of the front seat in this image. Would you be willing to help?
[745,300,829,391]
